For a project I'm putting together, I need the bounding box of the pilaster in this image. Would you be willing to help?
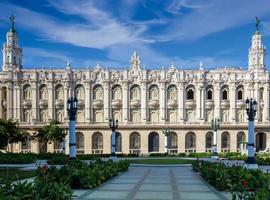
[104,82,110,121]
[229,82,236,122]
[122,81,129,123]
[7,83,13,119]
[159,81,166,123]
[141,81,147,123]
[178,82,184,122]
[214,82,221,119]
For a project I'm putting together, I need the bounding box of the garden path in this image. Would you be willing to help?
[73,165,230,200]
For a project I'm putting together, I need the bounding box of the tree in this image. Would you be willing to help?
[0,119,26,150]
[34,120,66,153]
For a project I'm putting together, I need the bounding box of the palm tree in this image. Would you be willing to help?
[34,120,66,153]
[0,119,26,151]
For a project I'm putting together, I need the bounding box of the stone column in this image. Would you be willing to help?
[31,82,37,121]
[263,83,269,122]
[160,82,166,123]
[104,82,110,121]
[141,82,147,123]
[230,82,236,122]
[7,83,13,119]
[63,83,69,120]
[85,81,91,122]
[122,82,129,123]
[254,82,259,121]
[178,82,185,122]
[0,87,2,118]
[201,87,206,121]
[47,82,54,120]
[214,82,221,119]
[13,82,20,120]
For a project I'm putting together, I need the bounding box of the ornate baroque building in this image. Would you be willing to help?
[1,20,269,154]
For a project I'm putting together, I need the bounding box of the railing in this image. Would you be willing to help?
[221,148,230,153]
[205,148,212,153]
[76,149,84,155]
[54,149,63,153]
[129,149,141,154]
[21,149,31,153]
[168,148,178,154]
[92,149,103,154]
[185,148,196,153]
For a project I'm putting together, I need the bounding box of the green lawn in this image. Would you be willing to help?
[0,167,36,181]
[129,159,195,164]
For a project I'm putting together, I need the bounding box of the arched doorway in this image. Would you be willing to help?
[256,132,266,152]
[115,132,122,152]
[148,132,159,152]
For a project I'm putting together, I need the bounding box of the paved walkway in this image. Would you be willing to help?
[72,165,229,200]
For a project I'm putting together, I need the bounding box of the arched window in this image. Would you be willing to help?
[205,132,213,149]
[75,84,85,100]
[93,85,103,100]
[55,85,64,100]
[23,110,32,122]
[76,132,84,150]
[23,85,31,99]
[168,132,178,148]
[149,85,159,100]
[187,111,194,122]
[260,88,264,100]
[114,132,122,152]
[56,111,64,122]
[40,111,48,122]
[94,111,103,122]
[207,90,212,100]
[39,85,48,100]
[150,110,159,122]
[77,111,84,122]
[237,132,246,149]
[221,132,230,149]
[54,140,62,150]
[112,85,122,100]
[131,110,140,122]
[113,110,121,122]
[21,132,31,151]
[185,132,196,149]
[130,132,141,149]
[130,85,140,100]
[92,132,103,149]
[168,110,177,122]
[187,89,194,100]
[148,132,159,152]
[222,90,228,100]
[167,85,177,100]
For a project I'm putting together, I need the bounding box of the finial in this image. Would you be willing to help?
[199,61,203,70]
[9,15,15,33]
[66,60,71,69]
[255,16,261,32]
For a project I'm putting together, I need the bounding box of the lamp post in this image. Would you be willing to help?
[162,128,170,154]
[67,97,78,160]
[109,118,118,159]
[245,98,258,169]
[211,118,219,159]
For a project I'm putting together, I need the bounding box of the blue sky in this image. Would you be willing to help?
[0,0,270,70]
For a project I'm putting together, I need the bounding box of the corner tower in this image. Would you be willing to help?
[248,17,266,72]
[2,15,23,72]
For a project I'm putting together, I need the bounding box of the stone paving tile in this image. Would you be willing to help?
[110,178,140,184]
[138,183,172,191]
[176,178,204,184]
[72,190,89,199]
[99,183,136,191]
[86,191,129,199]
[144,178,170,183]
[179,191,220,200]
[134,191,173,200]
[178,184,212,192]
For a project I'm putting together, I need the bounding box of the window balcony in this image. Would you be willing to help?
[205,100,214,109]
[168,99,177,108]
[185,100,196,109]
[236,100,245,109]
[93,99,103,108]
[112,99,122,109]
[23,99,32,109]
[221,100,230,109]
[2,99,7,108]
[38,99,48,109]
[55,99,64,109]
[77,99,85,109]
[130,99,140,108]
[148,99,159,108]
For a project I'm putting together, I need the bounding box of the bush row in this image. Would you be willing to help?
[0,159,130,199]
[193,161,270,199]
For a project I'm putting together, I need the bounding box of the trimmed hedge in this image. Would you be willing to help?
[193,161,270,199]
[0,152,36,164]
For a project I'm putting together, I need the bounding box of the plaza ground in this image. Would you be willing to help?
[72,165,230,200]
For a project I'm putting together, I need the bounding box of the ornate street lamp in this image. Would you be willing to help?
[211,118,219,159]
[109,118,118,159]
[67,97,78,160]
[162,128,171,154]
[245,98,258,169]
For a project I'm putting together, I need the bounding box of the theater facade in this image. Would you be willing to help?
[1,20,269,154]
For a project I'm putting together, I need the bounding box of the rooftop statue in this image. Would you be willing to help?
[255,16,260,32]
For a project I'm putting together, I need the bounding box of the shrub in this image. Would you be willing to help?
[193,161,270,199]
[0,152,36,164]
[188,152,211,158]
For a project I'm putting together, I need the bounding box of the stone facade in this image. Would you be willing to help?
[1,21,270,154]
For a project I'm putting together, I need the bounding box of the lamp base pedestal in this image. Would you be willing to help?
[211,156,219,159]
[244,163,258,169]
